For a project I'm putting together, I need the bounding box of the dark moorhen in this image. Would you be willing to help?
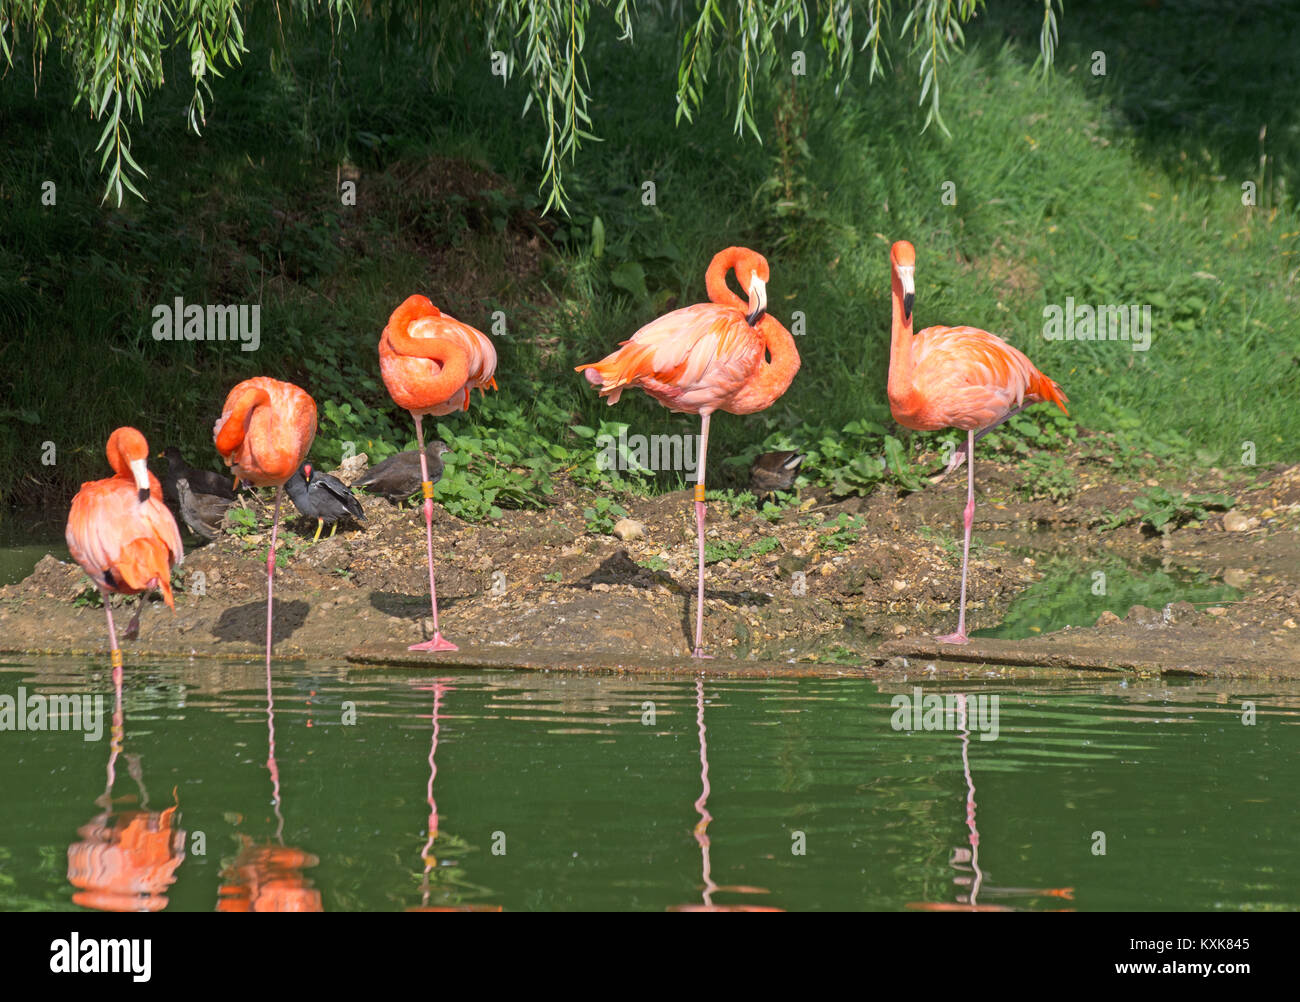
[159,446,238,506]
[353,443,452,500]
[285,462,364,542]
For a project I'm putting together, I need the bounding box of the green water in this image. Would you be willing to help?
[0,510,66,587]
[1,657,1295,912]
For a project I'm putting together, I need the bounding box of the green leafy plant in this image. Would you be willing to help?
[72,585,103,608]
[582,496,629,535]
[820,513,864,552]
[741,536,780,559]
[1103,487,1234,534]
[703,539,739,564]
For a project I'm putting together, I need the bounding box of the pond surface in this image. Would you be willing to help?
[1,657,1295,911]
[0,509,66,587]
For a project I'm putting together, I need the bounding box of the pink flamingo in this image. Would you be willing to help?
[213,377,317,667]
[379,295,498,652]
[887,240,1068,643]
[66,427,184,667]
[576,247,800,658]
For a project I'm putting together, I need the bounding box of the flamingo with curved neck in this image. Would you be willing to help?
[379,294,498,652]
[576,246,801,658]
[213,377,317,667]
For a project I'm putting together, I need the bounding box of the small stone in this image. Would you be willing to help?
[612,518,645,542]
[592,582,611,592]
[819,563,834,576]
[892,624,908,636]
[1223,568,1251,589]
[1223,511,1258,532]
[892,579,908,592]
[1284,619,1297,629]
[1096,610,1121,627]
[1207,607,1228,617]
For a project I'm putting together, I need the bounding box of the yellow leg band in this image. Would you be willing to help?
[422,481,435,500]
[694,484,706,502]
[110,649,123,669]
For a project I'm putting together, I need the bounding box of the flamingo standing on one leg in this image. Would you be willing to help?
[886,240,1068,644]
[66,427,184,668]
[379,295,498,652]
[213,377,317,667]
[576,247,800,658]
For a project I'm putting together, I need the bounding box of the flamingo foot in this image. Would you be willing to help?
[691,647,714,660]
[409,634,459,653]
[935,631,969,645]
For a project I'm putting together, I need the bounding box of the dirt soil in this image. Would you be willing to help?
[2,454,1298,680]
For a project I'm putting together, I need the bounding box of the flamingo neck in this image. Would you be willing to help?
[887,270,915,412]
[216,386,272,455]
[726,314,801,414]
[704,248,747,311]
[384,319,471,404]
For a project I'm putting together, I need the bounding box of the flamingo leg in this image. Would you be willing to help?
[409,414,457,652]
[937,430,975,645]
[932,405,1028,483]
[265,485,283,669]
[102,588,124,671]
[692,413,713,659]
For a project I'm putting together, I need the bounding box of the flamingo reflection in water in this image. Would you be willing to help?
[906,693,1074,912]
[406,679,501,912]
[216,662,322,912]
[67,664,186,912]
[669,678,781,912]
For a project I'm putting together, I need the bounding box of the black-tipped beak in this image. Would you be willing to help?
[746,306,765,327]
[138,487,150,503]
[903,292,914,323]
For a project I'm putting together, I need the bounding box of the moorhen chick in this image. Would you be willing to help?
[285,462,364,542]
[176,477,235,541]
[750,450,804,500]
[353,443,452,500]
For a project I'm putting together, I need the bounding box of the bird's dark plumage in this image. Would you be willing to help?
[286,462,364,539]
[176,477,234,541]
[159,446,237,506]
[354,443,451,499]
[750,450,804,496]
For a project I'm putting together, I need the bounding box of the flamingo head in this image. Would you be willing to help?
[107,427,153,503]
[736,249,770,327]
[891,241,916,323]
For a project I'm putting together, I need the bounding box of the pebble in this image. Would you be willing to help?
[1223,568,1251,589]
[1223,511,1259,532]
[613,518,646,542]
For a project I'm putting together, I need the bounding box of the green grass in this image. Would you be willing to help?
[2,3,1297,512]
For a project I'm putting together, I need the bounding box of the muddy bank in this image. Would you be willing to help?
[2,456,1298,679]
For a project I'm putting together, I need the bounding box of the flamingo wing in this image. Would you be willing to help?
[911,325,1066,430]
[578,303,761,413]
[66,478,183,603]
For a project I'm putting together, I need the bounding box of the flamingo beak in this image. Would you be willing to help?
[746,276,768,327]
[129,458,151,503]
[898,267,915,323]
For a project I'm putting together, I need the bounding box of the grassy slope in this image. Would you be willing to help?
[1,3,1296,509]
